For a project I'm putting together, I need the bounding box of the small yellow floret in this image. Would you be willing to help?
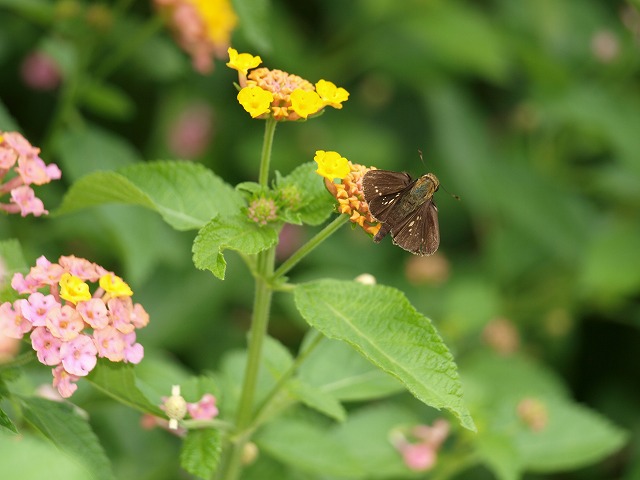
[314,150,351,180]
[315,80,349,109]
[237,86,274,118]
[100,273,133,297]
[59,273,92,304]
[226,48,262,75]
[289,89,323,119]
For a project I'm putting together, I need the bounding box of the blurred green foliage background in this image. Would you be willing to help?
[1,0,640,478]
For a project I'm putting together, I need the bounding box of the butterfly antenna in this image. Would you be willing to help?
[441,184,461,201]
[418,149,460,200]
[418,149,426,168]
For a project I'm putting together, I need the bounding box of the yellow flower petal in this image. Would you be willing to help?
[59,273,92,304]
[289,89,323,119]
[226,47,262,75]
[314,150,351,180]
[100,273,133,297]
[237,86,274,118]
[315,79,349,109]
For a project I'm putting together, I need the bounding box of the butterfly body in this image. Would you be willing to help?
[363,170,440,256]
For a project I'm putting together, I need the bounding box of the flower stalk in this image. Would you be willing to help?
[272,213,350,281]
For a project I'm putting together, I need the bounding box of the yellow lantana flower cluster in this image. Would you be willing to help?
[314,151,380,236]
[227,48,349,121]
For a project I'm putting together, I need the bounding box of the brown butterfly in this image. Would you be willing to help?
[362,169,440,256]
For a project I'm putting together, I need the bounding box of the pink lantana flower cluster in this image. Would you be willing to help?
[0,131,61,217]
[0,255,149,398]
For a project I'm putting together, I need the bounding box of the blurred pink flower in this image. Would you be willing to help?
[20,51,61,91]
[400,443,437,472]
[187,393,219,420]
[154,0,237,74]
[168,104,214,158]
[0,132,61,217]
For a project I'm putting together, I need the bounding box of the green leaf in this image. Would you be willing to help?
[580,218,640,305]
[56,161,244,230]
[461,352,628,476]
[21,397,115,480]
[55,126,141,179]
[294,280,475,431]
[517,399,628,472]
[275,162,335,226]
[77,79,135,120]
[0,406,17,434]
[298,335,404,402]
[288,380,347,422]
[256,417,365,477]
[192,213,278,279]
[0,239,27,302]
[475,433,521,480]
[180,428,222,480]
[0,432,89,480]
[85,361,164,416]
[262,334,294,377]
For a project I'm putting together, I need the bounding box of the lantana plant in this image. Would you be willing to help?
[0,9,626,475]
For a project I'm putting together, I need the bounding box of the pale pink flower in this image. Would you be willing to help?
[131,303,149,329]
[0,147,17,169]
[76,299,109,329]
[400,443,437,472]
[45,305,84,341]
[59,255,108,282]
[52,365,79,398]
[187,393,219,420]
[412,419,450,448]
[9,185,48,217]
[93,326,125,361]
[0,301,32,338]
[10,272,36,294]
[1,132,40,157]
[26,255,65,287]
[60,334,97,376]
[21,292,58,327]
[15,156,54,185]
[122,332,143,364]
[31,326,63,365]
[108,297,135,334]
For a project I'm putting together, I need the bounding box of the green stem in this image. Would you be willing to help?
[221,247,275,480]
[218,120,279,479]
[93,14,165,80]
[250,330,324,429]
[258,118,277,186]
[272,214,349,281]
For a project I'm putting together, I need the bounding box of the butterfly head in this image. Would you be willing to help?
[412,173,440,199]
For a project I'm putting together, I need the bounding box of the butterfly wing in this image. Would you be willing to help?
[363,170,413,223]
[391,200,440,256]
